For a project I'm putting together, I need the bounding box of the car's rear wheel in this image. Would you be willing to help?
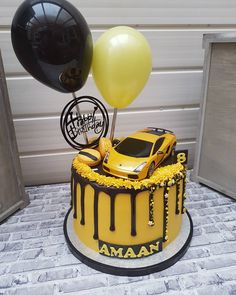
[147,162,155,178]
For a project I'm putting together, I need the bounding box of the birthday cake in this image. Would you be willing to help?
[70,128,187,259]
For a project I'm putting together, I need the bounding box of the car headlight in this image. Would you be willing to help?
[134,162,147,173]
[103,152,110,164]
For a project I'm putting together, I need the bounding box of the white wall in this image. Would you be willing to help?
[1,0,236,185]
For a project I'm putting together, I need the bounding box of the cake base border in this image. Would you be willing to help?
[63,207,193,276]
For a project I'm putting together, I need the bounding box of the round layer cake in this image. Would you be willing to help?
[71,156,187,259]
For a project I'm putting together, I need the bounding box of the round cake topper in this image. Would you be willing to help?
[60,96,109,150]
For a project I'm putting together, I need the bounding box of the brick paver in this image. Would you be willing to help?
[0,175,235,295]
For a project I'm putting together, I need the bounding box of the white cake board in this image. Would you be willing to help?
[64,208,193,276]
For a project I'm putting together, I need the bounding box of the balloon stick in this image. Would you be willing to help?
[110,108,117,141]
[72,92,89,145]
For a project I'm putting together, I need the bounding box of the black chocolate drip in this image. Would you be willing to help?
[73,180,77,219]
[181,173,186,214]
[163,186,169,242]
[110,194,116,231]
[148,186,156,226]
[80,184,86,225]
[93,190,99,240]
[131,193,137,236]
[71,167,168,241]
[70,174,73,206]
[175,180,180,215]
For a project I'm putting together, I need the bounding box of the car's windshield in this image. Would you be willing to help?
[115,138,153,157]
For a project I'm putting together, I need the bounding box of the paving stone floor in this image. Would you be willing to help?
[0,174,236,295]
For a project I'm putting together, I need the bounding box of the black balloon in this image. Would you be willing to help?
[11,0,93,93]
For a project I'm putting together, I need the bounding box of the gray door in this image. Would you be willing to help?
[0,52,29,222]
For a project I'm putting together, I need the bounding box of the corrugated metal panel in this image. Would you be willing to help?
[2,28,236,74]
[1,0,236,184]
[2,1,236,26]
[14,108,198,153]
[7,71,202,116]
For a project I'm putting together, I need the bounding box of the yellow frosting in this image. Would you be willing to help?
[72,155,185,190]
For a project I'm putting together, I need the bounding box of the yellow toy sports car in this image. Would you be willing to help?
[103,127,176,180]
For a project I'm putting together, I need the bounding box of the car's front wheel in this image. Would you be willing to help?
[147,162,155,178]
[171,142,176,156]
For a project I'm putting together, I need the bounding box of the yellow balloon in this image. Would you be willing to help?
[92,26,152,108]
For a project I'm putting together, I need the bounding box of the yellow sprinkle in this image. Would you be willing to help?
[72,156,185,190]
